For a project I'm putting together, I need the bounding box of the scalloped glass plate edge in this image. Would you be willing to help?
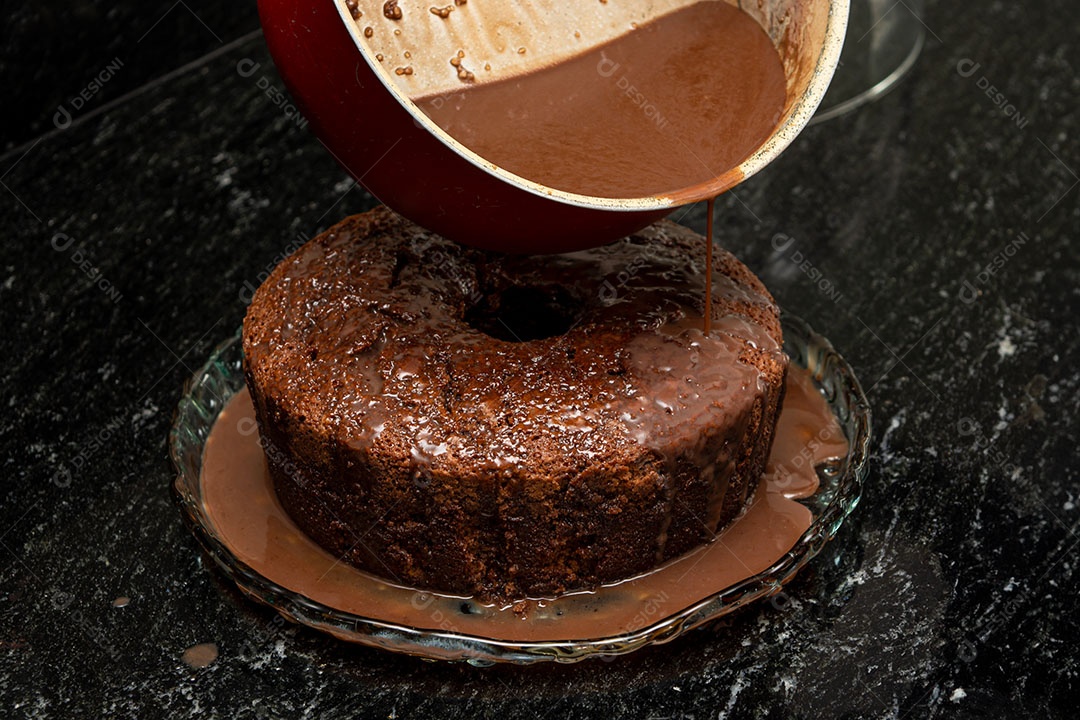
[170,313,871,665]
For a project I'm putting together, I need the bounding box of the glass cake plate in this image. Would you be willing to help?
[170,314,871,665]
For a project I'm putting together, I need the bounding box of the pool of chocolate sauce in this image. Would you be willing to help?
[200,364,845,643]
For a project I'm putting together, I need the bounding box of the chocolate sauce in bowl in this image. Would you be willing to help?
[201,364,845,643]
[414,2,786,199]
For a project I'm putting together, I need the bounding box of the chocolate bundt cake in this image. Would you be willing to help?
[242,206,787,602]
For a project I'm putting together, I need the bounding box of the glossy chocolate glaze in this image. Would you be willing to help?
[241,207,786,601]
[202,364,845,642]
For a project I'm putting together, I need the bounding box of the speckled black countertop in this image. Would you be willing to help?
[2,0,1078,716]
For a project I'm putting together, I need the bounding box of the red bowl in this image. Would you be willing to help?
[257,0,847,253]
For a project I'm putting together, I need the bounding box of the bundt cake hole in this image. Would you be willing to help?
[464,284,584,342]
[388,251,409,288]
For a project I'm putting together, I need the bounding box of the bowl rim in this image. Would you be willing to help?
[332,0,850,210]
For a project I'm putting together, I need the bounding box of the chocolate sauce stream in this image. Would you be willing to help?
[705,197,715,336]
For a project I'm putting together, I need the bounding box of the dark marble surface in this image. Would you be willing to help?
[2,0,1079,716]
[1,0,258,150]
